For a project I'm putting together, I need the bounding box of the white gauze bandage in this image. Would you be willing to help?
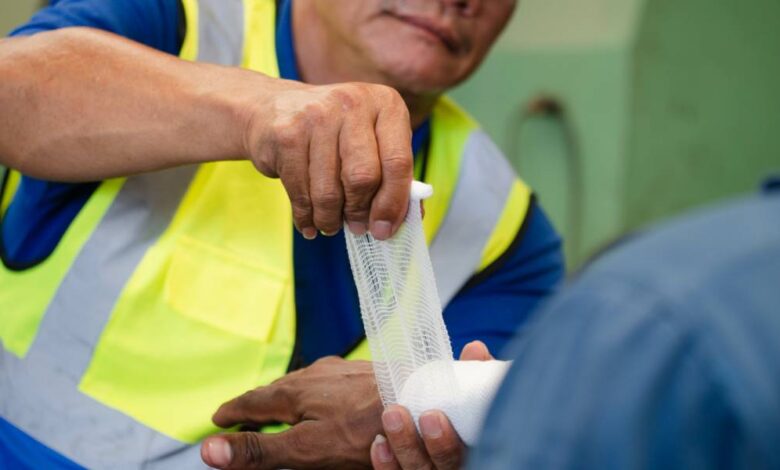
[345,182,511,446]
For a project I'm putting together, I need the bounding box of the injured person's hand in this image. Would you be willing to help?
[370,340,495,470]
[201,356,383,469]
[200,341,497,470]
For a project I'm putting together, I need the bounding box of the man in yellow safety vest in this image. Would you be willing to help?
[0,0,563,468]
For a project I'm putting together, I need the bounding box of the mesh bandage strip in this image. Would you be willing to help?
[345,184,458,408]
[345,182,510,445]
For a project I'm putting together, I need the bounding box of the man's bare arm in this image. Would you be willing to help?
[0,28,260,180]
[0,27,412,239]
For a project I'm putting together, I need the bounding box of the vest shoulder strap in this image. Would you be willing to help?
[181,0,279,77]
[428,99,532,306]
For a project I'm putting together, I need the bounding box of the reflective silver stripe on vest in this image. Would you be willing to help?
[430,131,517,307]
[1,3,246,466]
[197,0,245,66]
[0,167,203,469]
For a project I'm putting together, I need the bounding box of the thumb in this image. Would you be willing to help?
[459,340,493,361]
[201,432,284,470]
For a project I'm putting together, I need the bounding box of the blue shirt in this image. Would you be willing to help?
[469,189,780,470]
[1,0,563,466]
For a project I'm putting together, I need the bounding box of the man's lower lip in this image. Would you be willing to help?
[392,16,456,52]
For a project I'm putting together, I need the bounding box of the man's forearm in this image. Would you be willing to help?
[0,26,414,240]
[0,27,269,181]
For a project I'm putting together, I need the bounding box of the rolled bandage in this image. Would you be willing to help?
[345,181,509,446]
[398,360,511,445]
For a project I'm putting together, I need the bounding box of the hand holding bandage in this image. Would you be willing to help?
[371,340,497,470]
[200,342,497,470]
[347,182,511,466]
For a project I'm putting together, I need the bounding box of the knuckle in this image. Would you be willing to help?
[269,383,289,401]
[270,383,296,406]
[375,85,406,110]
[343,166,380,195]
[373,85,409,117]
[311,189,343,211]
[389,426,418,448]
[314,355,335,365]
[430,439,461,460]
[329,84,363,111]
[371,84,397,101]
[289,192,312,210]
[271,119,304,147]
[271,386,301,420]
[382,152,413,176]
[240,434,266,466]
[303,102,328,126]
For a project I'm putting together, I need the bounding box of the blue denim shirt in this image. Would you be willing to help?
[470,189,780,470]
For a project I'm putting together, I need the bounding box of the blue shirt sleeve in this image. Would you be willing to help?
[11,0,182,54]
[468,193,780,470]
[1,0,182,267]
[443,198,565,359]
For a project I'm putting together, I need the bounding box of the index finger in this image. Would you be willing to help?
[212,383,300,429]
[369,88,413,240]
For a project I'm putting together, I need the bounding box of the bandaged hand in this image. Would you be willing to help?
[370,341,494,470]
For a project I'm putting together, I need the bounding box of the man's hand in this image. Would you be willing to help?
[245,81,414,241]
[0,30,412,240]
[201,357,383,469]
[370,341,494,470]
[200,342,492,470]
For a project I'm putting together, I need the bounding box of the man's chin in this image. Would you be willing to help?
[377,59,464,96]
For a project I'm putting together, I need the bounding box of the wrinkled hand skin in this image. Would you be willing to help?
[202,357,383,469]
[370,340,494,470]
[200,341,492,470]
[245,81,413,242]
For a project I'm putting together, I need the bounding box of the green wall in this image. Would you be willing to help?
[0,0,40,37]
[452,0,780,269]
[626,0,780,228]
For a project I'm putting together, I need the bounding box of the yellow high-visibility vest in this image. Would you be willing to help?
[0,0,531,466]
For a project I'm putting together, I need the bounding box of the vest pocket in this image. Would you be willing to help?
[79,233,295,444]
[164,235,287,342]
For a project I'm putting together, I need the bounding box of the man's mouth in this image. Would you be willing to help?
[391,14,461,54]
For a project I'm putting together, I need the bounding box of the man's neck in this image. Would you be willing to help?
[292,1,437,128]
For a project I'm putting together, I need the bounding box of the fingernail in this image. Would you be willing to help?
[373,434,394,463]
[320,229,338,237]
[302,227,317,240]
[347,221,367,236]
[382,409,403,433]
[205,438,232,468]
[371,220,393,240]
[420,412,443,439]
